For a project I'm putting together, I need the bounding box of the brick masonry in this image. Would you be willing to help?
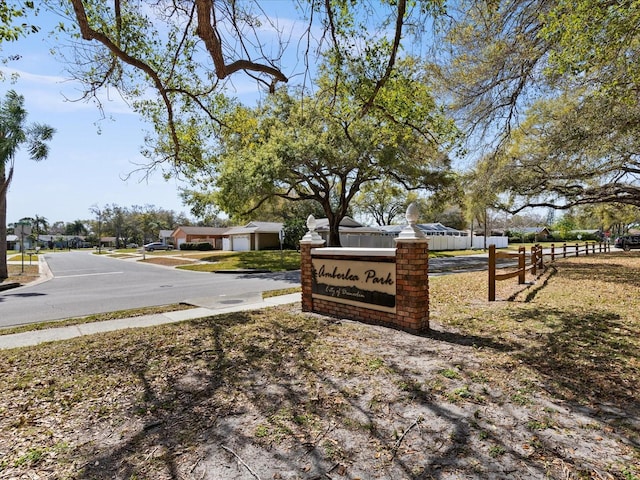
[300,238,430,334]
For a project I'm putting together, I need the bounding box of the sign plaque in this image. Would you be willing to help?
[311,257,396,313]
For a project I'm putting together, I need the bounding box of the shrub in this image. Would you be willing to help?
[179,242,214,251]
[557,231,601,242]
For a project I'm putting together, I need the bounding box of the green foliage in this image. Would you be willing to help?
[488,445,506,458]
[88,203,191,246]
[553,215,576,239]
[352,179,408,226]
[64,220,88,236]
[555,231,600,242]
[436,0,640,214]
[439,368,461,379]
[183,58,459,245]
[179,242,213,251]
[0,2,38,43]
[14,447,44,467]
[282,218,307,250]
[542,0,640,100]
[494,91,640,211]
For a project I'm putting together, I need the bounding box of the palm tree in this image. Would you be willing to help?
[32,214,49,248]
[33,214,49,234]
[0,90,55,280]
[66,219,88,248]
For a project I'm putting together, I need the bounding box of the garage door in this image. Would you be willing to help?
[232,235,251,251]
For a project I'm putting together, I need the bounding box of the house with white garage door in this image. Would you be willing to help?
[222,221,283,252]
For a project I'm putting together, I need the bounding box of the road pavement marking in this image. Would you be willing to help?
[55,271,124,279]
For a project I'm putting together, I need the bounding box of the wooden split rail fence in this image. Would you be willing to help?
[488,242,611,301]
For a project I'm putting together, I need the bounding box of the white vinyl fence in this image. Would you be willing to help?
[337,233,509,251]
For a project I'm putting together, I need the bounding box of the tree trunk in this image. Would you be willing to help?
[483,209,488,250]
[327,213,343,247]
[328,225,342,247]
[0,174,8,280]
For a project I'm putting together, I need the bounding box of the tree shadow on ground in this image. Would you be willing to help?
[69,303,637,480]
[67,310,532,479]
[542,252,639,287]
[508,305,639,414]
[424,325,522,352]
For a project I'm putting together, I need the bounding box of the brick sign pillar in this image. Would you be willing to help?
[299,215,325,312]
[394,203,430,333]
[299,205,430,334]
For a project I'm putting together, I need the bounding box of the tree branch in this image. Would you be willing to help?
[69,0,181,160]
[358,0,406,118]
[194,0,288,83]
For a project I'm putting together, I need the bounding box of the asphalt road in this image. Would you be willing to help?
[0,251,301,328]
[0,250,516,328]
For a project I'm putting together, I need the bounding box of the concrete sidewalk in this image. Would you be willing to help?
[0,293,301,350]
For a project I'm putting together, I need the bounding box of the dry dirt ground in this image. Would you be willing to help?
[0,253,638,479]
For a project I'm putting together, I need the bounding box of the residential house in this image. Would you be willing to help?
[380,222,468,237]
[312,218,508,250]
[223,222,283,252]
[380,222,473,249]
[508,227,552,242]
[171,226,229,250]
[158,230,174,245]
[6,234,19,251]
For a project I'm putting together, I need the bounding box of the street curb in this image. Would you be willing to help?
[213,269,272,274]
[0,293,301,350]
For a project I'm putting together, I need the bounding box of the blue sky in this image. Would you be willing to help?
[2,2,410,227]
[2,31,195,225]
[1,4,305,226]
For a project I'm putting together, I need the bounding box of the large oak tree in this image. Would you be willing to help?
[181,59,460,245]
[6,1,446,174]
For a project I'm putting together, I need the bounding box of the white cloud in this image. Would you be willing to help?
[1,67,136,115]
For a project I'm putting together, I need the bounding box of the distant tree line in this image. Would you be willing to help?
[8,204,199,249]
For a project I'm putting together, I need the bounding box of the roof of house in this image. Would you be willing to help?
[418,223,462,233]
[225,227,254,235]
[172,226,229,236]
[226,221,283,236]
[510,227,549,234]
[341,226,390,234]
[38,235,87,241]
[245,221,283,232]
[314,216,363,230]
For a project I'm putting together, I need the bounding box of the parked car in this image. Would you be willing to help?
[614,235,640,251]
[126,243,139,248]
[143,242,174,252]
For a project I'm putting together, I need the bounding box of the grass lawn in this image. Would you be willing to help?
[176,249,301,272]
[0,252,638,479]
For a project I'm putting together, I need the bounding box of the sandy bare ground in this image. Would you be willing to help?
[0,253,638,479]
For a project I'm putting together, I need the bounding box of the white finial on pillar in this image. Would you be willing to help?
[306,214,317,232]
[301,214,324,243]
[397,202,427,241]
[406,202,419,224]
